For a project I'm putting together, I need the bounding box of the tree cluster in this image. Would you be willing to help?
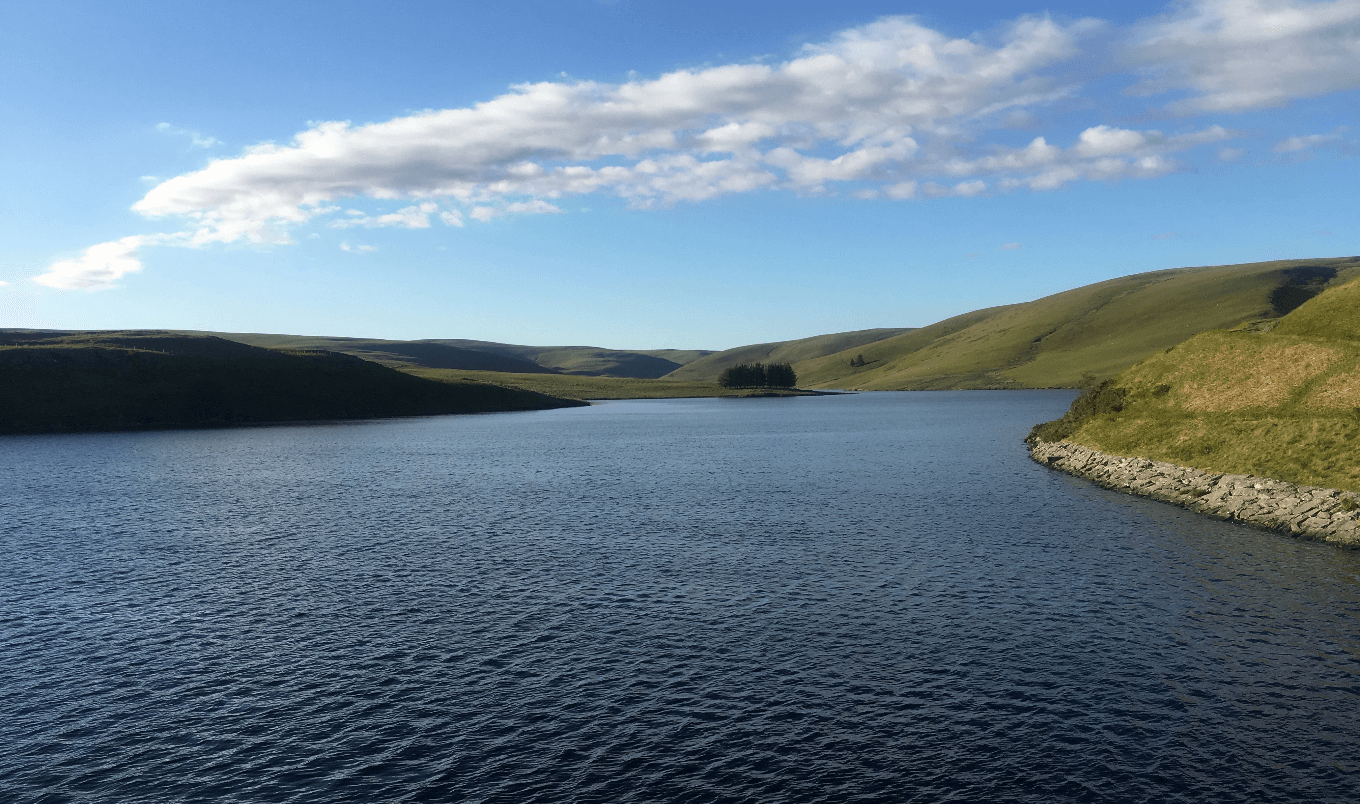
[849,354,867,367]
[717,362,797,388]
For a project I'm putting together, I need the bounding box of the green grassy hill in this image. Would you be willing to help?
[201,332,712,379]
[662,328,910,381]
[793,257,1360,390]
[1030,274,1360,492]
[0,331,583,434]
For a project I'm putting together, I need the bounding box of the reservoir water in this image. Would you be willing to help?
[2,391,1358,802]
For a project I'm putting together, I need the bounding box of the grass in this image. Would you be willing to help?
[1032,275,1360,492]
[199,332,714,379]
[404,367,818,399]
[662,328,910,381]
[792,256,1360,391]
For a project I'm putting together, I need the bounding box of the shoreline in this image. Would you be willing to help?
[1028,439,1360,547]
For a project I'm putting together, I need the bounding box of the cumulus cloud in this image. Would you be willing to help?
[1128,0,1360,113]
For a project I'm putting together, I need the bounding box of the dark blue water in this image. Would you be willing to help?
[2,391,1359,803]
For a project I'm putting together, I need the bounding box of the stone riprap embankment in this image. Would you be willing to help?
[1029,440,1360,546]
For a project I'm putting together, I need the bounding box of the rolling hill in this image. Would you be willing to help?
[661,328,911,381]
[200,332,712,379]
[791,256,1360,390]
[0,331,583,434]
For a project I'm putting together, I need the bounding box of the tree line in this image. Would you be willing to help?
[717,362,797,388]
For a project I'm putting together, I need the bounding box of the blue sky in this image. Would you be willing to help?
[2,0,1356,349]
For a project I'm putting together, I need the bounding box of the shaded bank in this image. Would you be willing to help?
[0,332,584,435]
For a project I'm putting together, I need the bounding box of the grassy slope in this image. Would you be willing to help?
[662,328,911,381]
[200,332,712,379]
[794,257,1360,390]
[404,367,815,399]
[0,332,583,434]
[1047,275,1360,492]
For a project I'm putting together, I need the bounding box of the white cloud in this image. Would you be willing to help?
[333,201,440,228]
[1273,131,1344,152]
[339,241,377,253]
[1074,125,1149,157]
[1129,0,1360,113]
[1001,242,1023,249]
[468,199,566,221]
[0,280,8,287]
[928,124,1227,191]
[127,15,1093,245]
[42,4,1360,288]
[1218,146,1247,161]
[33,235,160,290]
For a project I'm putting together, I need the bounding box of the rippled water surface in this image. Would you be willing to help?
[3,391,1360,803]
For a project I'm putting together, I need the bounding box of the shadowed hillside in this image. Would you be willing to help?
[663,328,910,382]
[194,333,558,374]
[794,257,1360,390]
[0,331,584,434]
[1029,274,1360,492]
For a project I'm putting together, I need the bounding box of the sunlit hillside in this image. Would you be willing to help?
[792,257,1360,390]
[1036,274,1360,492]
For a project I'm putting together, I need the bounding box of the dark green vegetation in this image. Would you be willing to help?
[791,257,1360,390]
[1029,275,1360,492]
[0,332,584,434]
[717,362,797,389]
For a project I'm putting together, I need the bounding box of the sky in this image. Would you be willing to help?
[1,0,1357,350]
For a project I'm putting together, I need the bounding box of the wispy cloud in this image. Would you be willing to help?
[155,122,221,149]
[339,241,377,253]
[1273,130,1346,153]
[1001,242,1023,250]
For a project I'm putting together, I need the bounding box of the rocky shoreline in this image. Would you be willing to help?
[1029,439,1360,546]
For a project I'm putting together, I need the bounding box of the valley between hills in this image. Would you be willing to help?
[2,255,1357,434]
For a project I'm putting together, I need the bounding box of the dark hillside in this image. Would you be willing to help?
[0,332,583,434]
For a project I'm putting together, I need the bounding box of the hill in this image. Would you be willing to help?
[662,328,911,381]
[792,257,1360,390]
[1029,274,1360,492]
[0,331,584,434]
[201,332,712,379]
